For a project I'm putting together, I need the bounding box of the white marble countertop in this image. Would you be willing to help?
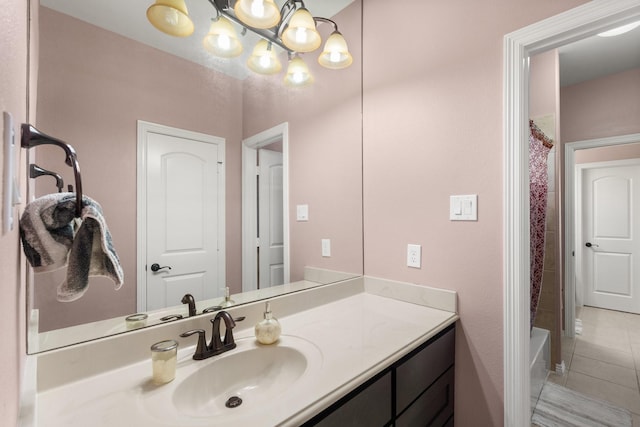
[31,278,458,427]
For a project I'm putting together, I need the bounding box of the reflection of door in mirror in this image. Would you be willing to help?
[138,121,226,312]
[242,123,290,293]
[258,148,284,289]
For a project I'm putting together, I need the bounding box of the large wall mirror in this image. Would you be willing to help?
[27,0,363,353]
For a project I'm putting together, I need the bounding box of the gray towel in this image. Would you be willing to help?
[20,193,124,302]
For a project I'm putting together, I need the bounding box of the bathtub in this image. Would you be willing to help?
[530,327,550,416]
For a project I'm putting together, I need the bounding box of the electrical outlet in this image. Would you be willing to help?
[321,239,331,257]
[407,244,421,268]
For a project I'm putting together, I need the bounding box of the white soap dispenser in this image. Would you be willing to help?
[255,302,281,345]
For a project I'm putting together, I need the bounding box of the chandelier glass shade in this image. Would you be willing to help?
[281,8,321,52]
[317,30,352,69]
[203,16,243,57]
[284,55,314,87]
[247,40,283,74]
[146,0,195,37]
[234,0,281,29]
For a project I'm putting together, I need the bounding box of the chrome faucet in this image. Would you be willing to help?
[181,293,197,317]
[180,311,237,360]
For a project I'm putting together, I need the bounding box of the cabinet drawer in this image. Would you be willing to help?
[396,366,454,427]
[396,328,455,414]
[312,372,392,427]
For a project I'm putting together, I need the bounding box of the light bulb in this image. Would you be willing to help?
[165,9,179,26]
[217,34,231,50]
[235,0,280,29]
[259,54,271,68]
[295,27,308,43]
[330,51,341,63]
[251,0,265,18]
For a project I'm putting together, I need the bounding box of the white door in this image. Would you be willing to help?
[139,122,225,311]
[580,161,640,313]
[258,149,284,288]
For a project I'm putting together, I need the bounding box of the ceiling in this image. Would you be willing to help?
[558,21,640,87]
[40,0,354,79]
[40,2,639,86]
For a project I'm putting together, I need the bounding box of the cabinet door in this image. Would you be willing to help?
[396,328,455,414]
[396,367,454,427]
[312,372,392,427]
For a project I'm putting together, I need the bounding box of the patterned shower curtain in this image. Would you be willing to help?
[529,120,554,330]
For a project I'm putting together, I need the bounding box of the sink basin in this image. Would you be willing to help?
[140,335,323,424]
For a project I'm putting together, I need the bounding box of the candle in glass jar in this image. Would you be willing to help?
[150,340,178,385]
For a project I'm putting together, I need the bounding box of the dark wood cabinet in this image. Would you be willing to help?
[303,324,455,427]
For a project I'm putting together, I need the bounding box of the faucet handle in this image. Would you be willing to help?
[180,329,208,360]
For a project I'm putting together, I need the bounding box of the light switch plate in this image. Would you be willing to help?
[296,204,309,221]
[450,194,478,221]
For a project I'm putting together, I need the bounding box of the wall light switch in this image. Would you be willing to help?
[296,204,309,221]
[450,195,478,221]
[321,239,331,257]
[407,244,421,268]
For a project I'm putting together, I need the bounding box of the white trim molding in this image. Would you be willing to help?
[503,2,640,425]
[241,122,290,292]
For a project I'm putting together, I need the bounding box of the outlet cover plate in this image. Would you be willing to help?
[407,244,421,268]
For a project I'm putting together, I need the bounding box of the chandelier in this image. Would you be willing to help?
[146,0,353,87]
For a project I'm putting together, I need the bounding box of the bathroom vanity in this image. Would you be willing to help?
[305,325,455,426]
[21,276,458,426]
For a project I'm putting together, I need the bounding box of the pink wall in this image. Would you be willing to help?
[0,1,32,423]
[36,7,244,330]
[576,142,640,164]
[561,67,640,142]
[362,0,586,425]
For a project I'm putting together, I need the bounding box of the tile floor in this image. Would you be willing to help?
[545,306,640,426]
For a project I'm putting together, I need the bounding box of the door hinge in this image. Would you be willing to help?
[256,238,260,248]
[256,165,260,175]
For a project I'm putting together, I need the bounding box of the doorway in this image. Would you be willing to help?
[136,121,226,312]
[576,159,640,314]
[565,134,640,335]
[241,122,290,292]
[503,3,640,424]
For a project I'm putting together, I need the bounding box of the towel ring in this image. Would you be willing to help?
[21,124,83,217]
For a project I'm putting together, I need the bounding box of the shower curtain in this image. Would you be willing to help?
[529,120,554,330]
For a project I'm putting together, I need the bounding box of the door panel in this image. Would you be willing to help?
[583,163,640,313]
[145,129,224,311]
[258,149,284,289]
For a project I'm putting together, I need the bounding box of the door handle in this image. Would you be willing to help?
[150,263,172,272]
[585,242,599,248]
